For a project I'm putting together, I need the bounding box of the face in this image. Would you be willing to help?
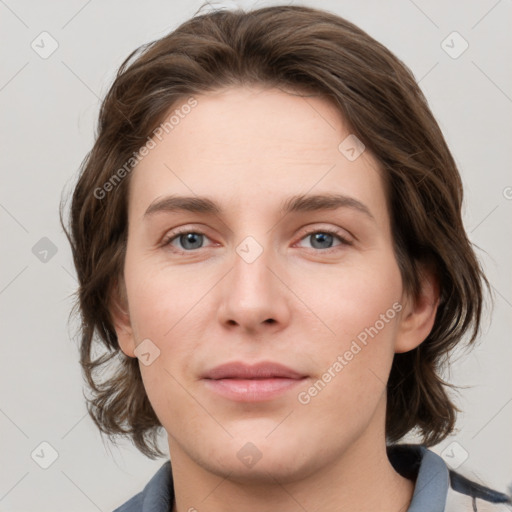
[113,86,433,483]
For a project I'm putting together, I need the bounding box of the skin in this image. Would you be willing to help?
[112,86,439,512]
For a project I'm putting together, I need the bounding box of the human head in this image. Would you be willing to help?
[62,4,488,460]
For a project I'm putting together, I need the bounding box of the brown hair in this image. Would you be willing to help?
[61,4,489,459]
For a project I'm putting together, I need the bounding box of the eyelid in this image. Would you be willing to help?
[161,223,354,253]
[295,224,353,244]
[160,225,216,251]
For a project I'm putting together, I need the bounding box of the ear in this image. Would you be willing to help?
[394,263,440,354]
[109,277,136,358]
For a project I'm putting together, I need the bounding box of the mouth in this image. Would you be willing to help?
[201,361,308,402]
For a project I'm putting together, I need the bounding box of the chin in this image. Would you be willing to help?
[199,436,323,485]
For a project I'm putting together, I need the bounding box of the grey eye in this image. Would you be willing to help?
[175,232,205,250]
[308,232,335,249]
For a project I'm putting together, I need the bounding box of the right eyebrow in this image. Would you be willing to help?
[144,196,221,218]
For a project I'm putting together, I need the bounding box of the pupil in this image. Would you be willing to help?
[311,233,332,249]
[181,233,202,250]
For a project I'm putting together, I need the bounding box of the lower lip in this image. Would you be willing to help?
[203,378,306,402]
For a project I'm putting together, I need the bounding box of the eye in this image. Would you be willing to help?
[161,227,352,254]
[296,228,352,252]
[161,229,213,253]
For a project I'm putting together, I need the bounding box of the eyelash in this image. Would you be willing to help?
[161,227,353,255]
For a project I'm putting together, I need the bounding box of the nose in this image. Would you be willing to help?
[217,238,291,334]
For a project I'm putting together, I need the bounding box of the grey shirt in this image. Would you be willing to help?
[113,444,511,512]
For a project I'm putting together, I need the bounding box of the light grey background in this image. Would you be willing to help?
[1,0,511,510]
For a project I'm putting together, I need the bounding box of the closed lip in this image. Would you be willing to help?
[202,361,306,380]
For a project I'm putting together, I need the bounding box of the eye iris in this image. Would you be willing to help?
[310,232,334,249]
[180,233,203,250]
[175,232,337,251]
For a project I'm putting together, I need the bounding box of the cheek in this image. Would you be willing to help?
[294,298,399,443]
[125,258,208,341]
[293,249,403,395]
[124,262,217,400]
[125,266,206,427]
[294,249,403,343]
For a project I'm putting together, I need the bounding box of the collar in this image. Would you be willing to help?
[388,443,449,511]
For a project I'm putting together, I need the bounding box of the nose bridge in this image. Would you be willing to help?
[231,234,276,305]
[218,231,289,330]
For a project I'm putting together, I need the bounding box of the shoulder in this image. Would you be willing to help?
[113,460,173,512]
[113,492,142,512]
[445,468,512,511]
[387,443,511,511]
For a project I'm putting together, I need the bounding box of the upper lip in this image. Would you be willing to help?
[202,361,306,380]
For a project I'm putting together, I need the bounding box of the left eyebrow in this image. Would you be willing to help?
[143,193,374,221]
[280,193,374,221]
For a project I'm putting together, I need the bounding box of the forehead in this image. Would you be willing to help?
[128,86,387,224]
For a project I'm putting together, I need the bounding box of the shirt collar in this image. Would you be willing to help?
[388,443,449,512]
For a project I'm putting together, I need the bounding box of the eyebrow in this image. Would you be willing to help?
[143,193,374,220]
